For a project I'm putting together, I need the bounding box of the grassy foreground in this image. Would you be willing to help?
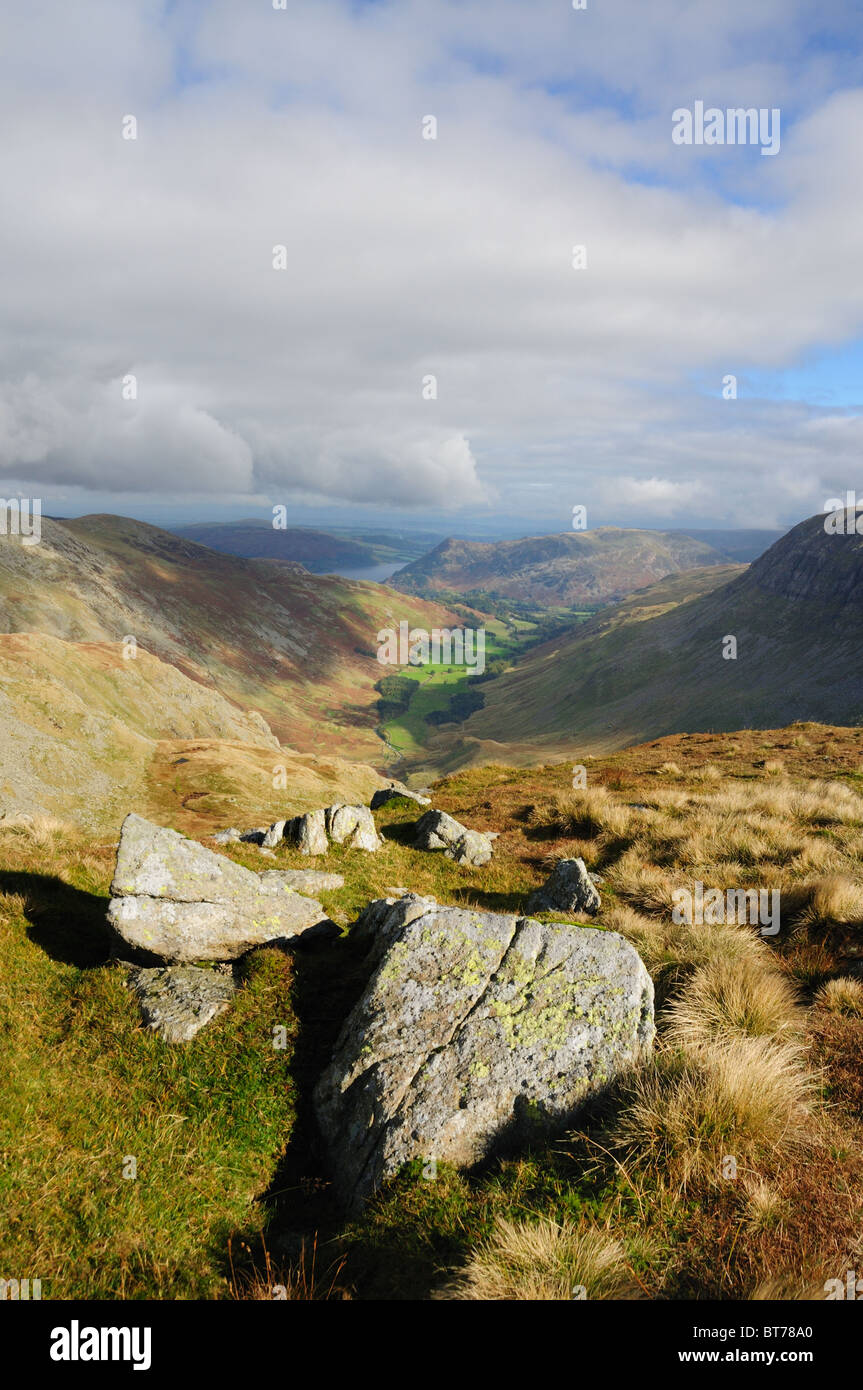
[1,722,862,1299]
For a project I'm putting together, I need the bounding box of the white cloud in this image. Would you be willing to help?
[0,0,861,525]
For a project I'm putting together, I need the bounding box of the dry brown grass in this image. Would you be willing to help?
[664,955,801,1048]
[814,977,863,1018]
[529,787,634,840]
[609,1036,814,1189]
[436,1217,642,1301]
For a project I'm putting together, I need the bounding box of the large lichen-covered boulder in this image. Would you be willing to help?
[314,895,654,1212]
[107,813,329,962]
[413,809,494,867]
[526,858,601,916]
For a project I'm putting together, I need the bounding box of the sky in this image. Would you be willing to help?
[2,0,863,534]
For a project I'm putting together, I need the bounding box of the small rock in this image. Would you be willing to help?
[526,858,601,916]
[284,809,329,856]
[413,809,494,867]
[212,828,242,845]
[262,819,287,849]
[126,964,235,1043]
[326,804,381,852]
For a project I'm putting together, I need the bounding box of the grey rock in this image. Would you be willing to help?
[262,819,287,849]
[526,858,602,916]
[413,809,494,867]
[326,804,381,852]
[315,896,654,1212]
[107,814,329,962]
[126,964,235,1043]
[212,828,242,845]
[283,809,328,856]
[239,829,266,846]
[370,784,432,811]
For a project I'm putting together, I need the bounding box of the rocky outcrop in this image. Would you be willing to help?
[107,813,330,962]
[126,964,235,1043]
[413,809,495,867]
[526,858,601,916]
[314,895,654,1212]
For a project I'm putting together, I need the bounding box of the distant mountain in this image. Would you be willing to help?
[669,528,787,562]
[389,528,728,608]
[169,521,378,572]
[447,511,863,766]
[0,515,459,788]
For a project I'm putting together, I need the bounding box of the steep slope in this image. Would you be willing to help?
[447,511,863,765]
[389,527,727,607]
[0,633,393,830]
[0,515,459,764]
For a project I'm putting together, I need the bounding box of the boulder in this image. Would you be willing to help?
[212,828,241,845]
[315,895,654,1212]
[370,784,432,811]
[262,819,287,849]
[107,813,329,962]
[526,858,601,916]
[413,809,494,867]
[126,964,235,1043]
[283,809,328,856]
[325,804,381,852]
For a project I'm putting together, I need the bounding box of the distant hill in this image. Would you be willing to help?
[169,520,443,574]
[446,511,863,766]
[389,528,728,608]
[0,515,460,799]
[169,521,379,572]
[670,528,787,562]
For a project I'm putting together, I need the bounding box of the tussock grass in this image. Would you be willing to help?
[664,956,801,1048]
[436,1217,641,1301]
[815,977,863,1017]
[528,787,633,840]
[608,1036,814,1189]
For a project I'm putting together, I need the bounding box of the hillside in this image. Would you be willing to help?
[389,528,727,607]
[0,515,459,772]
[451,510,863,766]
[3,725,862,1301]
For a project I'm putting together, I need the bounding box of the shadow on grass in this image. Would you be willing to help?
[0,870,112,968]
[449,886,528,913]
[223,934,376,1294]
[378,819,421,848]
